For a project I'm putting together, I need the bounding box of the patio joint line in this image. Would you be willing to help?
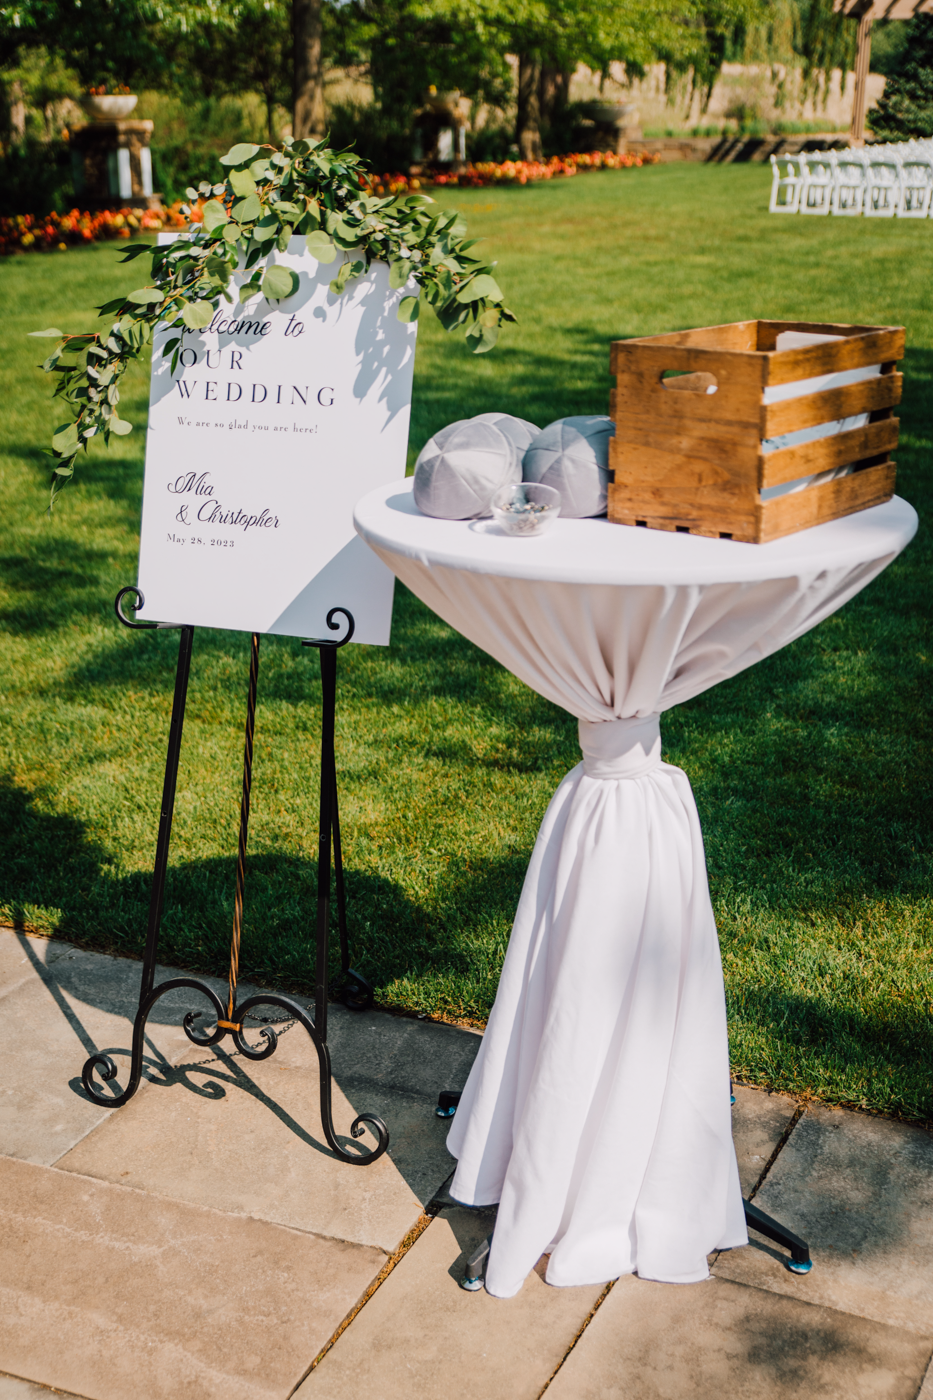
[0,1367,93,1399]
[21,1160,400,1252]
[535,1278,616,1397]
[913,1348,933,1400]
[746,1102,806,1202]
[286,1212,434,1396]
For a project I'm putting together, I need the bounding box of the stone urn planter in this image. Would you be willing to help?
[582,101,638,127]
[81,94,138,121]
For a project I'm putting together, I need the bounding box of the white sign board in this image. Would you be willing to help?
[135,238,418,644]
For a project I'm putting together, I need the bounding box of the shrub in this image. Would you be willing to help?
[0,137,73,217]
[868,14,933,139]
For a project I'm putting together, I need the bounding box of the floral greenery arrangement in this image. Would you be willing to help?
[32,137,515,506]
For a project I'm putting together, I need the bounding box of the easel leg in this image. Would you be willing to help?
[83,623,196,1105]
[315,643,337,1045]
[332,769,375,1010]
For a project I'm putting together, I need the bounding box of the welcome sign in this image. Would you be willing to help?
[135,237,418,644]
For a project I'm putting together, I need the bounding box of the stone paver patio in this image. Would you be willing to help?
[1,925,931,1400]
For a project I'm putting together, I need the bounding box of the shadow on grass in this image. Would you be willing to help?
[0,770,527,1011]
[0,539,118,633]
[43,581,578,772]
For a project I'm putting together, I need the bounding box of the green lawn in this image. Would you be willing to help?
[1,162,931,1122]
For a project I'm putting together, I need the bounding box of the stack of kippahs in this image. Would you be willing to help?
[412,411,615,521]
[521,416,615,518]
[412,413,538,519]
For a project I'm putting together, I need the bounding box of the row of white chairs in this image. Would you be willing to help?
[769,142,933,218]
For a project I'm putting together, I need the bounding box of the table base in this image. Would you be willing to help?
[435,1091,813,1287]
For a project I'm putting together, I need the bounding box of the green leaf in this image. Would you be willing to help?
[201,199,229,233]
[29,327,64,338]
[222,221,241,243]
[52,422,79,455]
[249,158,271,180]
[125,288,164,307]
[232,194,262,223]
[456,273,503,304]
[261,265,299,301]
[388,259,411,290]
[466,321,499,353]
[118,244,152,261]
[254,211,278,235]
[305,230,336,263]
[110,416,133,436]
[229,168,257,198]
[239,280,261,303]
[329,259,355,295]
[180,300,216,330]
[220,143,261,167]
[397,295,420,323]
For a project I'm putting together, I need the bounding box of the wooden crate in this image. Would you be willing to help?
[608,319,903,543]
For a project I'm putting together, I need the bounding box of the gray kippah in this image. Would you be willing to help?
[472,412,540,456]
[522,415,615,518]
[413,417,521,519]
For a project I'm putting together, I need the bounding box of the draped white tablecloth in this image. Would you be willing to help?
[354,484,917,1298]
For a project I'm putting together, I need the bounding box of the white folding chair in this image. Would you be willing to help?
[769,153,804,213]
[800,153,833,214]
[865,157,901,217]
[898,158,933,217]
[831,151,866,216]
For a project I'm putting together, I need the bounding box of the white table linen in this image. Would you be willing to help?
[354,484,916,1298]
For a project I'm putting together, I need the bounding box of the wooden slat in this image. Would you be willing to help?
[614,347,764,430]
[758,416,899,489]
[610,321,759,372]
[754,319,897,350]
[607,486,759,540]
[760,372,902,438]
[612,442,755,499]
[614,380,760,430]
[610,417,760,471]
[763,328,904,386]
[757,461,896,542]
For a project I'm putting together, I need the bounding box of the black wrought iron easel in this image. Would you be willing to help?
[81,586,389,1167]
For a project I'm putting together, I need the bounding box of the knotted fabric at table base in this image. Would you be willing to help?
[364,549,899,1297]
[448,713,746,1295]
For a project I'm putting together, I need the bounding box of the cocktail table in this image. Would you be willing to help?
[354,481,917,1298]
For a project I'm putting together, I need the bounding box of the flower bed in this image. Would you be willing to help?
[363,149,660,196]
[0,204,189,256]
[2,150,658,253]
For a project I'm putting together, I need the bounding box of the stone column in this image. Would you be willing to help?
[70,120,161,209]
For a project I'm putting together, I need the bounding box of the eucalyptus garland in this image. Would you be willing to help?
[32,137,516,506]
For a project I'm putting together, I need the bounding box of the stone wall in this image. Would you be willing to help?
[567,62,886,134]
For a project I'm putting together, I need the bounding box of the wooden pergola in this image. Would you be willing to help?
[835,0,933,142]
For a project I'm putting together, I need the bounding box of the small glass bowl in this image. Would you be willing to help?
[490,482,561,538]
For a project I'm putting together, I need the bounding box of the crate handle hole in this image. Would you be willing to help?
[675,525,691,533]
[719,531,733,540]
[661,370,718,395]
[635,520,647,527]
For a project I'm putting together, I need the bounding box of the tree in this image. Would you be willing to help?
[869,12,933,138]
[293,0,325,136]
[482,0,751,159]
[0,0,170,88]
